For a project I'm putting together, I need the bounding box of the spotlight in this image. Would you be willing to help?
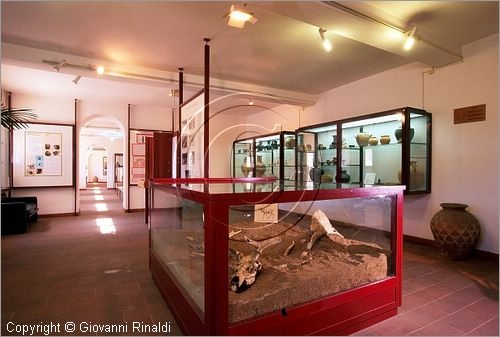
[404,26,417,50]
[53,59,67,72]
[223,4,258,29]
[248,99,254,106]
[319,28,332,52]
[72,75,82,85]
[96,65,105,75]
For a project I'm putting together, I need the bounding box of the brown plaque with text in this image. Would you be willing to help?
[454,104,486,124]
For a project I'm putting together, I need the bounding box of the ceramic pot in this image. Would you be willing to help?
[355,132,371,147]
[409,160,425,190]
[240,156,254,177]
[430,203,480,260]
[285,137,295,149]
[309,167,324,183]
[397,161,425,190]
[380,135,391,145]
[255,156,266,177]
[395,127,415,143]
[369,136,378,146]
[321,174,333,183]
[340,170,350,183]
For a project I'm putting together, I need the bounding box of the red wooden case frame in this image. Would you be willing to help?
[149,180,404,335]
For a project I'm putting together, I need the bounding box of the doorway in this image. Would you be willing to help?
[79,117,124,214]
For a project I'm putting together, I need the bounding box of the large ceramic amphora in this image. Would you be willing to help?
[430,203,480,260]
[240,156,254,177]
[255,156,267,177]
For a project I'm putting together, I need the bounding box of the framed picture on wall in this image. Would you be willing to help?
[103,156,108,176]
[132,156,145,168]
[12,122,74,187]
[179,89,204,178]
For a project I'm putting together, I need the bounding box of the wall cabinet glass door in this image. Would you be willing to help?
[232,132,295,181]
[296,107,431,194]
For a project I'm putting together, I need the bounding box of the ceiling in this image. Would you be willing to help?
[1,1,498,108]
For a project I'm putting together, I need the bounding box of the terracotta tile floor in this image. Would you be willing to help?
[2,187,498,336]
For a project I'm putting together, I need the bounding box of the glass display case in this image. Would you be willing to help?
[150,179,404,335]
[296,107,431,194]
[232,132,296,181]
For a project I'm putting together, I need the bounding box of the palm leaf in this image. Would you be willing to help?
[1,108,38,130]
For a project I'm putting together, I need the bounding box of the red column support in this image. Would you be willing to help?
[203,38,210,179]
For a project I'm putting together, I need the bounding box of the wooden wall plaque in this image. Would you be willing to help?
[454,104,486,124]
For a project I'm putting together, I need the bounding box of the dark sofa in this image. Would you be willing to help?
[1,196,38,235]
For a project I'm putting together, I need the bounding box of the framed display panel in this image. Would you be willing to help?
[149,180,404,335]
[12,122,74,187]
[179,90,205,178]
[129,129,154,185]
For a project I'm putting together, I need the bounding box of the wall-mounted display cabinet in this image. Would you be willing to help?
[296,107,431,194]
[232,132,296,181]
[150,179,404,335]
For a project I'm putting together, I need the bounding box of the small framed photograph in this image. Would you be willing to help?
[103,156,108,176]
[188,118,195,130]
[182,153,188,165]
[131,143,145,156]
[132,156,145,168]
[137,133,150,143]
[181,135,188,149]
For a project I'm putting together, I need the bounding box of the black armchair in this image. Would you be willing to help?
[1,196,38,235]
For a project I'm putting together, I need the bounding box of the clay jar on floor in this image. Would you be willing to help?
[430,203,481,260]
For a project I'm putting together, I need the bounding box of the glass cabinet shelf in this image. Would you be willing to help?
[232,131,296,181]
[296,107,431,194]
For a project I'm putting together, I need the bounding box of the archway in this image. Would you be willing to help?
[78,115,126,213]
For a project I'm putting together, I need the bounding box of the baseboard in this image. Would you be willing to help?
[403,234,435,247]
[403,234,499,261]
[39,212,79,218]
[126,208,145,213]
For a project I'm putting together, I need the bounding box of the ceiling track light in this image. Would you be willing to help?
[72,75,82,85]
[53,59,67,72]
[223,4,258,28]
[248,99,254,106]
[319,28,332,52]
[404,26,418,50]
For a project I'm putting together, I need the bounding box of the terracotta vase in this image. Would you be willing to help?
[395,127,415,143]
[240,156,253,177]
[430,203,480,260]
[340,170,350,183]
[255,156,266,177]
[355,132,371,147]
[380,135,391,145]
[369,136,378,146]
[309,167,324,183]
[285,137,295,149]
[409,161,425,190]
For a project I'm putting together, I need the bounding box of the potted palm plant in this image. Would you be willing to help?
[1,108,37,130]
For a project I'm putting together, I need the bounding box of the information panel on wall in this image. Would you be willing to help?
[180,91,205,178]
[129,129,154,185]
[12,123,74,187]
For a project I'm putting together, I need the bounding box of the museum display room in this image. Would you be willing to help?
[1,1,498,336]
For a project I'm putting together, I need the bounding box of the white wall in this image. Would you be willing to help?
[246,34,498,253]
[10,93,76,215]
[8,93,172,214]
